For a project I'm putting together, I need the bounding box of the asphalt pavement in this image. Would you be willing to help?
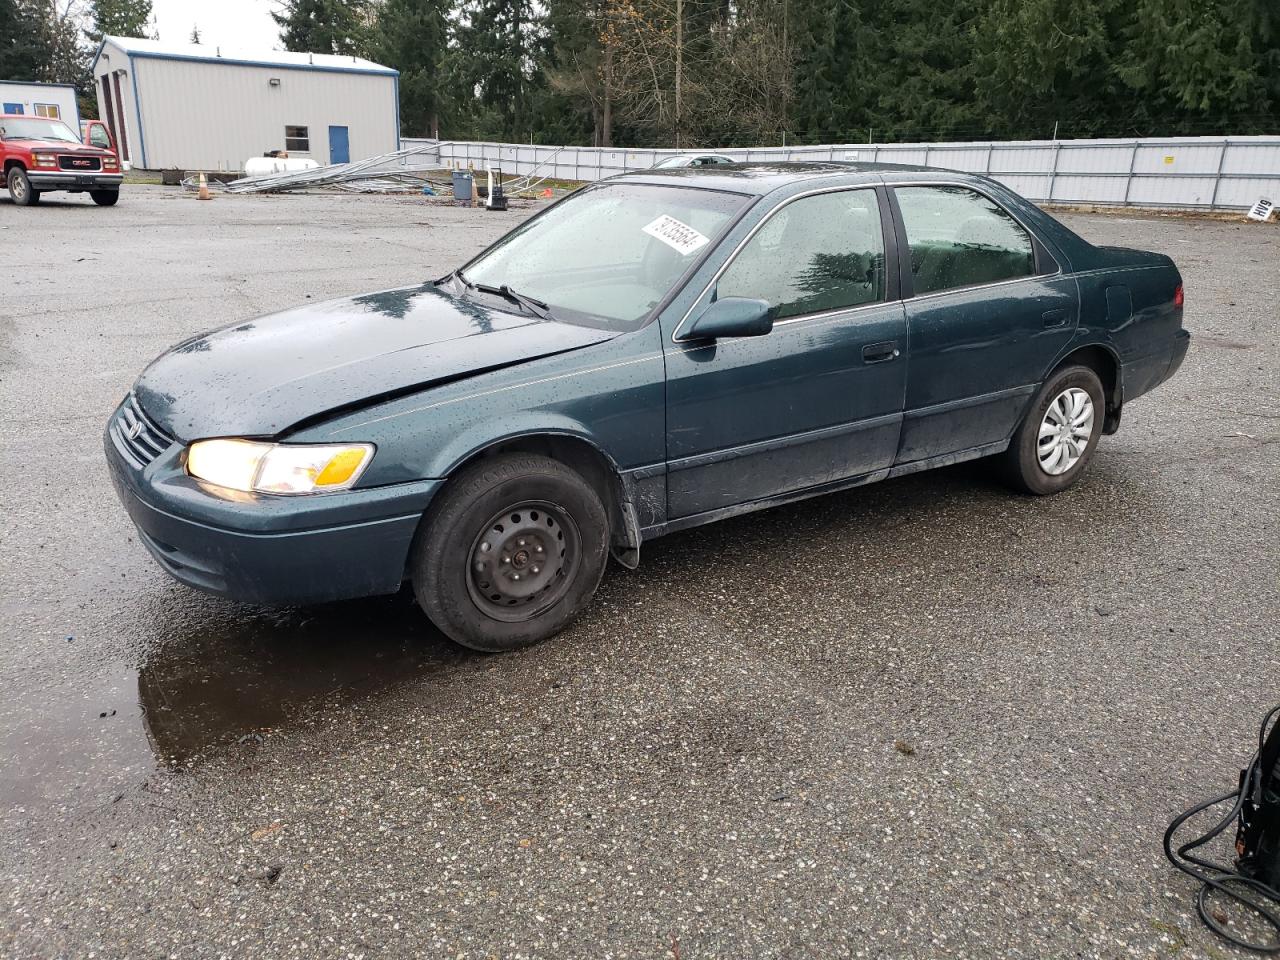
[1,186,1277,959]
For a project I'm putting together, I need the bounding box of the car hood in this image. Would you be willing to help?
[12,138,110,156]
[134,283,618,441]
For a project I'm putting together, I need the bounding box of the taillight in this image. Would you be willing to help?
[1174,284,1184,308]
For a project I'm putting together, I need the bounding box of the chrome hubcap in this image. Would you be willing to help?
[11,175,25,200]
[466,500,579,622]
[1038,387,1094,475]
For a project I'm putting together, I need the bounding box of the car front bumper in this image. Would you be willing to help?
[104,401,441,606]
[28,171,123,190]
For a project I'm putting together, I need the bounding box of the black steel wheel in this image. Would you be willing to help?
[466,500,581,622]
[411,454,609,652]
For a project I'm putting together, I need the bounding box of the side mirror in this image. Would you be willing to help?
[682,297,773,341]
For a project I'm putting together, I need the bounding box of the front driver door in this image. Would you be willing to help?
[661,186,908,520]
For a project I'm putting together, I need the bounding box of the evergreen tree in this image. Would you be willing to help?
[0,0,46,81]
[371,0,451,137]
[273,0,372,56]
[86,0,155,45]
[189,24,201,44]
[453,0,547,141]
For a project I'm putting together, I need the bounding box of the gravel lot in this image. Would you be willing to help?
[1,185,1276,959]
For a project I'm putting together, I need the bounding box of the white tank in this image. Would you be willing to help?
[243,156,322,176]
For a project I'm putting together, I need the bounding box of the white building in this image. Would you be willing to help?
[0,81,80,127]
[90,37,400,171]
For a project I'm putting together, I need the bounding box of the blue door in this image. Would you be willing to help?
[328,126,350,165]
[2,104,23,115]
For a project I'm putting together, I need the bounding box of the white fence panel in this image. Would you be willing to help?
[404,135,1279,210]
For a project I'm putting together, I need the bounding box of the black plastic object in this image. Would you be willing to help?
[1165,705,1280,953]
[1238,709,1280,889]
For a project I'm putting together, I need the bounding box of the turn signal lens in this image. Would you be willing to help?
[186,440,374,495]
[1174,284,1184,308]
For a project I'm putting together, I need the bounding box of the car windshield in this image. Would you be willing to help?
[0,117,81,143]
[460,182,751,332]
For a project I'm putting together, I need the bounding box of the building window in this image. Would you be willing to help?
[284,125,310,152]
[34,103,61,119]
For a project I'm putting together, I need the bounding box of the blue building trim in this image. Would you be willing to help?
[0,80,79,90]
[393,75,401,150]
[128,54,148,169]
[122,50,398,78]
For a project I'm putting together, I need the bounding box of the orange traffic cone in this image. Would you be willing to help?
[197,172,211,201]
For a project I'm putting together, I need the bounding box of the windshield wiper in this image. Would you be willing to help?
[473,282,552,320]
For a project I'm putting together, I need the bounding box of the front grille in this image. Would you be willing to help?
[59,155,101,171]
[112,394,173,466]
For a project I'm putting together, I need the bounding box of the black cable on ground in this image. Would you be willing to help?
[1165,705,1280,953]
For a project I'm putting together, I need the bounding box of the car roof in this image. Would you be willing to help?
[616,161,974,196]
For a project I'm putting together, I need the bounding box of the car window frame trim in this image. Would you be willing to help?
[671,183,897,343]
[886,180,1063,303]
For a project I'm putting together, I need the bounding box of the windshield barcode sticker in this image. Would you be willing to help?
[643,215,710,256]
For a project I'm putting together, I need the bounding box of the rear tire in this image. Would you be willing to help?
[411,454,610,652]
[7,168,38,206]
[90,189,119,206]
[1002,364,1105,495]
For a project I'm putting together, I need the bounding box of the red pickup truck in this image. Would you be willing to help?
[1,114,123,206]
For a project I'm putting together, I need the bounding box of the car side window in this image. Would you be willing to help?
[895,186,1037,295]
[716,189,885,321]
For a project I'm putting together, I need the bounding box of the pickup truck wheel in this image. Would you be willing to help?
[1002,364,1105,495]
[90,189,119,206]
[412,454,610,652]
[7,168,38,206]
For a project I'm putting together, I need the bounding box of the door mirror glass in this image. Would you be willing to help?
[683,297,773,340]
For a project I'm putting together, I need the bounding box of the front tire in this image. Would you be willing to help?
[1002,364,1105,495]
[7,168,38,206]
[90,189,119,206]
[412,454,610,652]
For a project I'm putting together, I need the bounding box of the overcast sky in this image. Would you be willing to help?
[150,0,281,51]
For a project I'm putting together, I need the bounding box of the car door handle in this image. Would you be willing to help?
[862,340,900,364]
[1042,308,1070,328]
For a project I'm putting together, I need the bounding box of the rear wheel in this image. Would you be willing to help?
[1002,364,1105,495]
[90,189,119,206]
[412,454,610,651]
[7,168,38,206]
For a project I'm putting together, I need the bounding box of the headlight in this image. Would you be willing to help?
[186,440,374,495]
[32,153,56,166]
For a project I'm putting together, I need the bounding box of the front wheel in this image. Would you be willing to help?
[412,454,610,652]
[90,189,119,206]
[1002,364,1105,495]
[7,168,39,206]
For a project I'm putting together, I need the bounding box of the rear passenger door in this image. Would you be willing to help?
[889,184,1078,465]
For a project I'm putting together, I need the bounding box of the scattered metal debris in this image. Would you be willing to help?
[221,145,450,195]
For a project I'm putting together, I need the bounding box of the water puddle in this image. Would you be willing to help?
[1,593,468,819]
